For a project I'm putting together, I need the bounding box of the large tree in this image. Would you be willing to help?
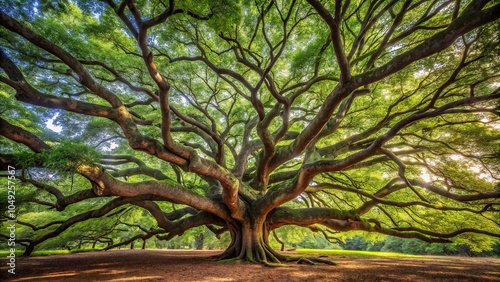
[1,0,499,264]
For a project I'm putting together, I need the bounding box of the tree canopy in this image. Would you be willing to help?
[1,0,499,264]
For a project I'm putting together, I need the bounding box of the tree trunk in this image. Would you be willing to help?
[23,244,35,256]
[195,233,204,250]
[217,216,285,264]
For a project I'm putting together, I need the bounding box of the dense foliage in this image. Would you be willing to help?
[1,0,499,265]
[339,235,500,256]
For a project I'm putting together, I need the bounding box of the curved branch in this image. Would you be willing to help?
[306,0,351,83]
[76,164,231,221]
[392,226,500,240]
[351,1,500,87]
[22,195,155,256]
[0,11,124,107]
[268,206,356,229]
[0,117,49,152]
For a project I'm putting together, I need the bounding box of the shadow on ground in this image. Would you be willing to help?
[1,250,499,281]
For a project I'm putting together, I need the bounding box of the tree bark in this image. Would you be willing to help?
[195,234,204,250]
[217,214,285,265]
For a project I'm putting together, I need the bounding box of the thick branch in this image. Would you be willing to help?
[0,117,49,152]
[351,1,500,87]
[76,164,231,222]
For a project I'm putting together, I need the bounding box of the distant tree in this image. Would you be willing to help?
[489,242,500,257]
[366,241,384,252]
[380,237,404,253]
[1,0,499,265]
[401,238,427,254]
[424,243,455,255]
[340,236,370,251]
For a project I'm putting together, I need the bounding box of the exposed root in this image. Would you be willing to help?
[216,248,337,266]
[214,224,337,266]
[261,252,308,262]
[217,257,288,267]
[212,245,238,260]
[297,256,337,265]
[306,257,338,265]
[297,258,317,265]
[262,261,289,267]
[217,257,245,263]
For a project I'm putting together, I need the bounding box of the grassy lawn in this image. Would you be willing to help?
[0,248,95,257]
[296,249,424,259]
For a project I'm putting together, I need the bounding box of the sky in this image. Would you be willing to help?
[45,113,62,133]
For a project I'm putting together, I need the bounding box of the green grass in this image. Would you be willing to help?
[0,248,95,258]
[296,249,423,259]
[31,250,71,256]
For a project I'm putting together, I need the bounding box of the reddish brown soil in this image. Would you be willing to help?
[1,250,499,281]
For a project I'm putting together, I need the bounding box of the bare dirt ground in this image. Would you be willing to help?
[1,250,499,282]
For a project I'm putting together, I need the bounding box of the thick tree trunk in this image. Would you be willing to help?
[217,216,286,264]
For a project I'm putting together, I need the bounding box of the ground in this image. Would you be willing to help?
[1,250,499,281]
